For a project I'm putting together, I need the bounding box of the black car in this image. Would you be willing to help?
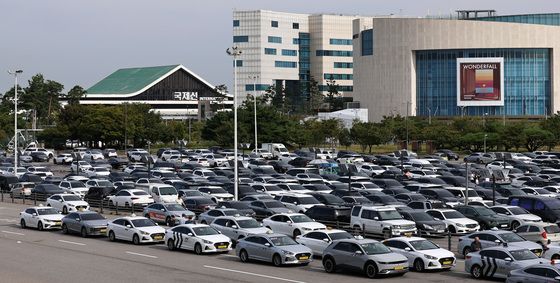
[454,205,510,230]
[305,205,351,223]
[107,157,129,169]
[84,186,115,205]
[435,149,459,161]
[224,184,259,199]
[418,188,460,206]
[330,189,363,198]
[108,172,136,183]
[30,152,50,162]
[31,184,65,200]
[394,193,427,204]
[363,194,402,206]
[400,210,447,236]
[308,192,348,206]
[370,178,404,189]
[0,175,19,192]
[247,200,291,217]
[341,196,374,205]
[218,201,256,217]
[183,196,217,214]
[19,173,43,184]
[496,187,527,197]
[473,188,504,200]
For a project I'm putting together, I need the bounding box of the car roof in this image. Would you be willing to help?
[387,236,427,242]
[116,216,147,220]
[332,238,379,244]
[214,216,253,220]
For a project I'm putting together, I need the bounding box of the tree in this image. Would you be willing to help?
[65,85,87,105]
[20,74,64,125]
[350,121,390,153]
[325,77,343,111]
[307,76,323,114]
[523,126,555,151]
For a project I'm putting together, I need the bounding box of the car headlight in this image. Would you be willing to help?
[282,250,295,256]
[423,224,434,230]
[302,227,312,231]
[392,225,401,229]
[424,254,437,260]
[140,231,150,235]
[68,204,75,207]
[456,223,465,227]
[202,239,212,244]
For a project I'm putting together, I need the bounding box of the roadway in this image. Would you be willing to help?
[0,201,494,283]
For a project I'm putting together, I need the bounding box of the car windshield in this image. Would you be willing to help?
[378,210,403,220]
[264,201,284,208]
[535,188,551,194]
[159,187,177,195]
[164,204,185,211]
[329,232,353,240]
[70,182,86,188]
[499,232,525,243]
[361,242,391,255]
[409,212,435,221]
[409,240,439,251]
[37,208,59,215]
[510,249,538,261]
[270,236,297,246]
[288,185,306,191]
[546,225,560,234]
[237,219,261,228]
[229,203,250,209]
[319,194,345,204]
[131,219,155,227]
[62,195,82,202]
[205,188,227,194]
[193,226,219,236]
[298,197,320,205]
[184,191,203,196]
[95,168,109,172]
[264,186,283,191]
[81,213,105,221]
[442,211,464,219]
[475,207,496,216]
[133,191,149,196]
[508,207,529,215]
[97,180,113,187]
[290,215,313,223]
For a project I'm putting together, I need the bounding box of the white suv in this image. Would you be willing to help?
[350,206,417,239]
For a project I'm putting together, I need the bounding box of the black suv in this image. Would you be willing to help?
[305,205,351,223]
[454,205,510,230]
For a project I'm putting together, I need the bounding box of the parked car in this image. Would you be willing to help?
[165,224,232,254]
[143,203,195,226]
[465,246,547,280]
[399,210,447,237]
[262,213,327,238]
[107,216,165,244]
[383,236,456,271]
[350,206,417,238]
[46,194,90,214]
[458,230,543,257]
[515,222,560,245]
[236,233,312,266]
[295,229,354,257]
[61,211,108,237]
[19,206,64,230]
[454,205,511,230]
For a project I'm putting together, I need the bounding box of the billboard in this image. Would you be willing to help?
[456,57,504,106]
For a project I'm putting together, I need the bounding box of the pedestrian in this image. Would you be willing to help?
[471,236,482,252]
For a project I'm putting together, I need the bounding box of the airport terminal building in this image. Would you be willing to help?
[352,12,560,121]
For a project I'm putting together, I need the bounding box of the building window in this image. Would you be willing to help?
[324,73,354,80]
[316,50,353,57]
[268,36,282,43]
[235,60,243,67]
[233,20,239,27]
[233,36,249,43]
[293,38,299,45]
[271,20,278,28]
[293,23,299,29]
[361,29,373,56]
[275,61,297,68]
[245,84,270,91]
[264,48,277,55]
[281,49,297,56]
[319,85,353,92]
[330,38,353,45]
[334,62,353,68]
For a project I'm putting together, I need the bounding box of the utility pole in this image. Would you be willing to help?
[8,69,23,174]
[227,46,242,201]
[249,75,259,152]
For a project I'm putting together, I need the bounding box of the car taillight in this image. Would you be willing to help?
[131,197,138,200]
[542,231,548,239]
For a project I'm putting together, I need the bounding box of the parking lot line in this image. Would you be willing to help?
[125,251,158,259]
[1,230,24,236]
[204,265,306,283]
[220,254,238,258]
[58,240,86,246]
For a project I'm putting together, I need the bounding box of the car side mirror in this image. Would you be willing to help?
[187,233,193,237]
[231,225,238,229]
[75,218,80,221]
[404,247,411,251]
[32,213,38,216]
[323,238,330,243]
[374,217,379,220]
[264,243,271,247]
[126,225,132,228]
[494,239,502,244]
[160,209,165,212]
[504,257,513,262]
[433,217,440,220]
[286,220,292,224]
[554,276,560,281]
[354,250,363,255]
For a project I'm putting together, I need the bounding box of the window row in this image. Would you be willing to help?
[316,50,353,57]
[324,73,354,80]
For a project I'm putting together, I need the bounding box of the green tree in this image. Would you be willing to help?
[21,74,64,125]
[65,85,87,105]
[325,77,342,111]
[350,121,390,153]
[307,76,323,114]
[523,126,555,151]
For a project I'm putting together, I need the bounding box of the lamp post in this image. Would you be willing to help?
[249,75,259,152]
[8,69,23,174]
[227,46,242,201]
[484,134,488,153]
[483,112,488,129]
[405,101,410,150]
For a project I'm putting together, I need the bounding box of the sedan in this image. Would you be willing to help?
[46,194,89,214]
[108,189,154,207]
[262,213,326,238]
[107,216,166,244]
[236,234,313,266]
[62,211,108,237]
[296,229,354,257]
[198,208,241,225]
[165,224,232,254]
[19,206,64,230]
[383,236,456,271]
[143,203,195,226]
[506,264,560,283]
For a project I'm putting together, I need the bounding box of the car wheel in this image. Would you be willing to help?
[62,206,68,214]
[166,217,174,227]
[272,254,282,267]
[37,221,44,231]
[364,262,378,278]
[383,229,392,239]
[471,264,483,279]
[20,219,26,229]
[511,221,520,230]
[448,225,456,234]
[80,227,88,238]
[463,246,472,257]
[323,257,337,273]
[239,249,249,263]
[54,160,57,164]
[108,231,116,242]
[167,239,176,251]
[62,224,68,234]
[194,243,203,255]
[414,258,425,272]
[133,234,140,245]
[293,229,301,238]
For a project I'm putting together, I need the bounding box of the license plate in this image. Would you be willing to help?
[154,236,163,240]
[99,229,107,234]
[217,245,227,249]
[437,230,444,233]
[394,266,404,270]
[442,261,452,265]
[78,208,84,211]
[404,232,413,237]
[298,256,309,261]
[500,224,507,227]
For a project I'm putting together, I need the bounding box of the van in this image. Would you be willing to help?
[139,184,181,205]
[508,195,560,224]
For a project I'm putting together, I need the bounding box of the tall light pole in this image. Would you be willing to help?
[484,134,488,153]
[249,75,259,152]
[8,69,23,174]
[227,46,242,201]
[405,101,410,149]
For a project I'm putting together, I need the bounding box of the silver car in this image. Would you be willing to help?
[506,264,560,283]
[143,203,195,226]
[236,233,313,266]
[198,208,241,225]
[457,230,543,257]
[465,246,548,280]
[61,211,108,237]
[322,238,409,278]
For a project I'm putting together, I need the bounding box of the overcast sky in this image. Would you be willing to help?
[0,0,558,93]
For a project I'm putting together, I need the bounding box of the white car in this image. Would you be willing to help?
[59,180,89,197]
[84,166,111,178]
[201,154,228,167]
[83,150,105,161]
[165,224,232,254]
[210,216,271,243]
[426,209,480,234]
[108,189,154,207]
[490,205,542,229]
[161,150,181,161]
[278,153,298,163]
[23,147,54,159]
[54,153,73,165]
[486,161,514,171]
[107,216,166,244]
[251,149,273,159]
[85,179,114,188]
[26,166,53,177]
[197,186,234,202]
[7,167,27,178]
[46,194,90,214]
[19,206,64,230]
[262,213,327,238]
[383,236,456,271]
[360,163,386,176]
[70,160,92,172]
[123,164,148,174]
[295,229,354,256]
[521,187,558,198]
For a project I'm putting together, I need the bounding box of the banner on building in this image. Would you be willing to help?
[456,57,504,106]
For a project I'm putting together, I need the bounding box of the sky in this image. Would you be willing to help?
[0,0,558,94]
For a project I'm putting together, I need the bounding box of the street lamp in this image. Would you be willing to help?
[249,75,259,152]
[8,69,23,174]
[484,134,488,153]
[483,112,488,128]
[226,46,242,201]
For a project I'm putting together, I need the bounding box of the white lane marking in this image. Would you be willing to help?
[0,218,17,222]
[204,265,306,283]
[220,254,238,258]
[125,251,158,259]
[58,240,86,246]
[1,230,24,236]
